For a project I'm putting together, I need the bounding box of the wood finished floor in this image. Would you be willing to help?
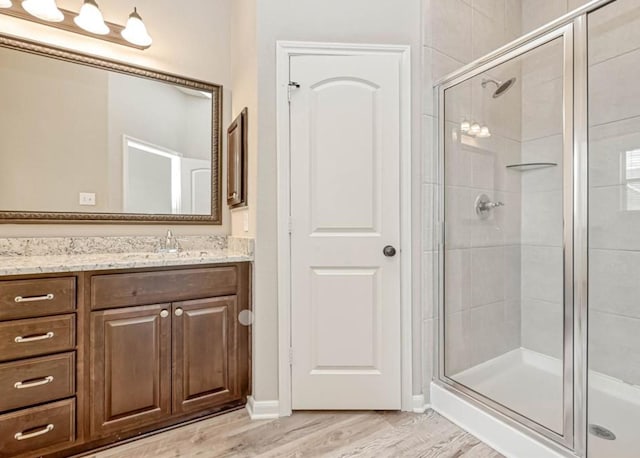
[89,409,502,458]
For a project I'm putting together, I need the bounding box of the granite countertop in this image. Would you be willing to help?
[0,250,253,276]
[0,235,254,276]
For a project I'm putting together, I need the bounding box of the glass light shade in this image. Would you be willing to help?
[0,0,12,9]
[460,120,470,133]
[74,0,109,35]
[469,122,481,135]
[22,0,64,22]
[121,7,152,47]
[477,126,492,138]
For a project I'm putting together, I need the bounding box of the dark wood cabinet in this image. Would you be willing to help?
[90,304,172,437]
[0,262,251,458]
[172,296,239,415]
[0,399,75,458]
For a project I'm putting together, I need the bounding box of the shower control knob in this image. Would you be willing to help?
[383,245,397,257]
[475,193,505,219]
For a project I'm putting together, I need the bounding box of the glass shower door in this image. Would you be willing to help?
[587,1,640,457]
[439,26,574,445]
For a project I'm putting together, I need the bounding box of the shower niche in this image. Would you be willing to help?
[435,3,640,456]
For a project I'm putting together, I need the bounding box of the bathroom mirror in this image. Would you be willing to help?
[0,34,222,224]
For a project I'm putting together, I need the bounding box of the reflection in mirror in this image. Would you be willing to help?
[0,35,221,223]
[624,149,640,211]
[123,137,212,215]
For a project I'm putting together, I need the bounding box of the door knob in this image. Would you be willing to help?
[383,245,397,257]
[160,310,169,318]
[175,308,183,317]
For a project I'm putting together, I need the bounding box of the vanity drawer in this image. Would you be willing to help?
[0,277,76,320]
[0,353,75,413]
[0,315,75,362]
[0,399,75,458]
[91,266,238,310]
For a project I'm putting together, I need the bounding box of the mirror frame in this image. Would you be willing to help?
[0,34,223,225]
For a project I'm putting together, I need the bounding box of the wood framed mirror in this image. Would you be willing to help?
[0,34,223,224]
[227,108,248,209]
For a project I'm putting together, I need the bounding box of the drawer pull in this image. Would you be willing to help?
[14,294,55,303]
[15,332,55,343]
[14,424,54,441]
[14,376,54,390]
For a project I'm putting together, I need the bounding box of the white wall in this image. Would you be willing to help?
[0,47,110,213]
[0,0,232,236]
[249,0,423,401]
[230,0,258,238]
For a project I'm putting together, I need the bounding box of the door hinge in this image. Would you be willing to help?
[287,81,300,102]
[288,347,293,366]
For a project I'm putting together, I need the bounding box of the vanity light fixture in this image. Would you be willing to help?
[477,125,492,138]
[74,0,109,35]
[121,7,152,47]
[0,1,151,49]
[22,0,63,22]
[460,120,491,138]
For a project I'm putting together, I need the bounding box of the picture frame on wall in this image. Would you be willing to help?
[227,108,248,209]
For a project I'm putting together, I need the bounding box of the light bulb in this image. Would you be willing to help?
[477,126,491,138]
[469,123,481,136]
[0,0,12,9]
[460,120,470,133]
[22,0,64,22]
[74,0,109,35]
[121,7,152,47]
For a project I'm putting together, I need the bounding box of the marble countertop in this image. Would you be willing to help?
[0,249,253,276]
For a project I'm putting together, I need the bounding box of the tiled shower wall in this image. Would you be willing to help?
[422,0,523,395]
[519,39,565,359]
[422,0,596,396]
[588,0,640,386]
[441,68,523,375]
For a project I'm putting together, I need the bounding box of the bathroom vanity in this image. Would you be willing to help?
[0,30,253,458]
[0,255,252,458]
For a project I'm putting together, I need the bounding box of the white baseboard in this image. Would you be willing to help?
[246,396,280,420]
[412,394,431,413]
[430,383,570,458]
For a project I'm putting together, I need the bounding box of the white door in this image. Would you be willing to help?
[289,53,402,410]
[180,158,211,214]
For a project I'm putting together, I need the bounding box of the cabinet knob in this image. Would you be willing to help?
[160,310,169,318]
[175,308,183,317]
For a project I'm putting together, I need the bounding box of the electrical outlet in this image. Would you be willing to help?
[79,192,96,206]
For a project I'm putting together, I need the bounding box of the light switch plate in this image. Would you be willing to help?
[243,212,249,232]
[79,192,96,206]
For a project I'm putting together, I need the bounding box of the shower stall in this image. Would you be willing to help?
[434,1,640,456]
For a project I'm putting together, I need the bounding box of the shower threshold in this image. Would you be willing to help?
[448,348,640,458]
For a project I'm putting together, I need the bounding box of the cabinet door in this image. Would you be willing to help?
[90,304,171,437]
[172,296,239,414]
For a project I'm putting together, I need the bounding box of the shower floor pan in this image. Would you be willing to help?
[452,348,640,458]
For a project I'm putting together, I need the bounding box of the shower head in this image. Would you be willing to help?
[481,77,517,98]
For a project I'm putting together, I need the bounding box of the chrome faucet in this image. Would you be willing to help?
[161,229,179,253]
